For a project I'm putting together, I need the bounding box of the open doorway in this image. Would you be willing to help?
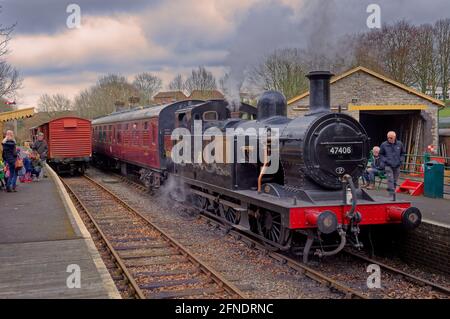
[359,111,424,155]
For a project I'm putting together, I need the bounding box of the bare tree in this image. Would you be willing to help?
[0,9,21,99]
[354,30,386,75]
[73,74,138,119]
[132,72,162,104]
[184,66,217,95]
[435,19,450,102]
[37,94,72,115]
[219,73,230,95]
[354,21,416,85]
[411,24,438,94]
[382,21,416,85]
[249,48,309,100]
[168,74,185,91]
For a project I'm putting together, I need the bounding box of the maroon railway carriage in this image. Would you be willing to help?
[31,117,92,174]
[92,100,203,187]
[92,100,257,188]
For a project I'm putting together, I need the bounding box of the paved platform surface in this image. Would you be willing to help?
[367,188,450,226]
[0,173,119,299]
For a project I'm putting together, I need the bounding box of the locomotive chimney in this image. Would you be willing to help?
[306,71,334,115]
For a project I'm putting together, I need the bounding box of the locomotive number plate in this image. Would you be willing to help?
[328,146,353,155]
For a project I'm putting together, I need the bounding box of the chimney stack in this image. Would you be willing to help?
[306,71,334,115]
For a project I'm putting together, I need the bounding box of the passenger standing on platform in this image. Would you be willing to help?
[2,130,18,192]
[32,132,48,180]
[379,131,406,197]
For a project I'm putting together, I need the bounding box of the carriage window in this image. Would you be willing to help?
[144,122,148,130]
[194,113,201,120]
[203,111,218,121]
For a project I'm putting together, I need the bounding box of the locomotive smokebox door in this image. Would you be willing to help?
[303,113,369,189]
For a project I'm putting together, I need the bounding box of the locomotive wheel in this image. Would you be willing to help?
[206,199,221,216]
[257,209,290,246]
[193,194,208,210]
[221,205,240,225]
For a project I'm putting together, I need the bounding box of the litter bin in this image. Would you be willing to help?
[424,160,444,198]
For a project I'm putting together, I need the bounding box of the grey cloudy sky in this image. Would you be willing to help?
[1,0,449,107]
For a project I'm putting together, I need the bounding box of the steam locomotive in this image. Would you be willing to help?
[92,71,422,262]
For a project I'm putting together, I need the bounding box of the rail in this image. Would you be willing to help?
[62,175,245,299]
[101,171,450,298]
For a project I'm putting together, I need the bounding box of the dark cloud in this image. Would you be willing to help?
[4,0,450,107]
[0,0,160,34]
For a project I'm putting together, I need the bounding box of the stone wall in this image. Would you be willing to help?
[288,70,439,149]
[396,222,450,275]
[367,221,450,275]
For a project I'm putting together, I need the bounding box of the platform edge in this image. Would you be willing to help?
[46,164,121,299]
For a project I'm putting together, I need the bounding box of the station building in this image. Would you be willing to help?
[288,66,445,154]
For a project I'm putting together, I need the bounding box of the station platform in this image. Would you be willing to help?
[366,188,450,227]
[0,165,120,299]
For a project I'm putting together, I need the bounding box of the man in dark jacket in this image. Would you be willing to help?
[2,130,18,192]
[379,131,406,196]
[32,132,48,179]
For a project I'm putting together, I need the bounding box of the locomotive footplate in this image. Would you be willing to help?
[180,176,421,261]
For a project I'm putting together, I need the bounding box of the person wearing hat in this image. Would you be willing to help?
[32,132,48,180]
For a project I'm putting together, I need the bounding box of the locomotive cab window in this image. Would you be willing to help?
[177,112,188,128]
[202,111,218,121]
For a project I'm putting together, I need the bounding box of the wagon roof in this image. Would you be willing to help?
[30,116,90,130]
[91,100,204,125]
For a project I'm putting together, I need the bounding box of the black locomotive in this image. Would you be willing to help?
[94,71,422,262]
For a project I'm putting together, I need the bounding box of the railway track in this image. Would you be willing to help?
[97,173,370,299]
[61,175,245,299]
[105,172,450,299]
[343,250,450,297]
